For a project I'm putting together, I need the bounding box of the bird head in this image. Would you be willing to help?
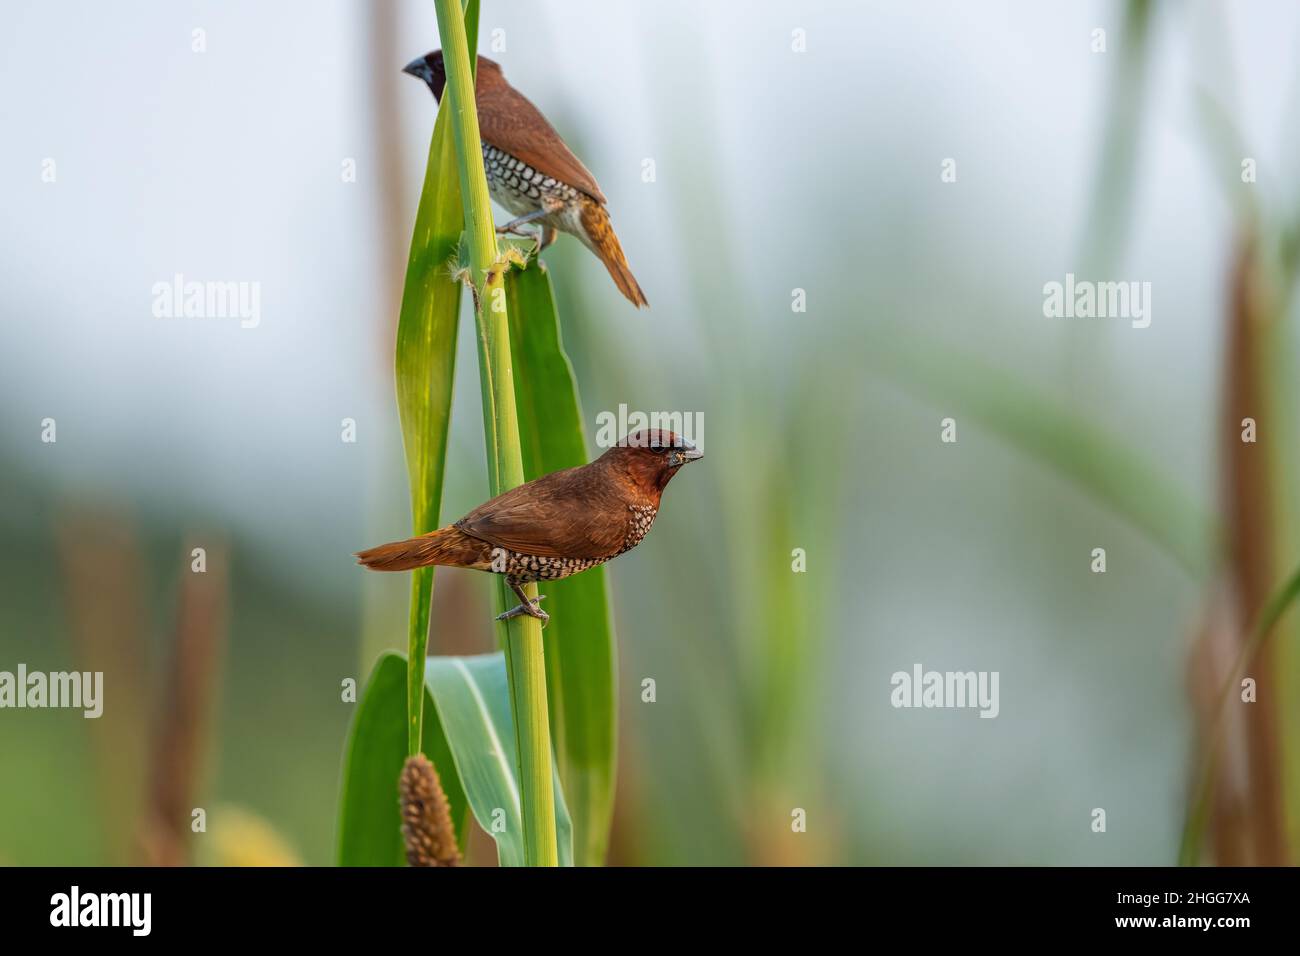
[607,429,702,493]
[403,51,503,101]
[402,50,447,100]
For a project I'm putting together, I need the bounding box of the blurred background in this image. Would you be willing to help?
[2,0,1298,865]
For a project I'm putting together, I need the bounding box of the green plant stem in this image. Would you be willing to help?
[432,0,558,867]
[406,570,433,755]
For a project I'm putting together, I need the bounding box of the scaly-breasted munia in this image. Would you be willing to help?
[356,430,700,624]
[403,50,649,308]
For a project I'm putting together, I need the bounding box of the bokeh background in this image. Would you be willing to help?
[2,0,1298,865]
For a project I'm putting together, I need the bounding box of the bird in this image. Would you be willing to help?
[356,430,700,624]
[403,50,649,308]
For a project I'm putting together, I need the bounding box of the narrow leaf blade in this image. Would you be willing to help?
[394,0,481,754]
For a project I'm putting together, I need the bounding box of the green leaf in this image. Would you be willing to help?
[425,652,574,866]
[505,263,618,867]
[395,0,480,756]
[336,653,469,866]
[337,650,575,867]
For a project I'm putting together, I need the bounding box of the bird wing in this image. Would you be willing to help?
[477,82,608,205]
[454,465,627,560]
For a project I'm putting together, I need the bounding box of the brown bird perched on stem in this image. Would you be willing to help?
[403,50,649,308]
[356,430,700,624]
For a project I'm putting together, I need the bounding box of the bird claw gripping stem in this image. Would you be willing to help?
[496,594,549,627]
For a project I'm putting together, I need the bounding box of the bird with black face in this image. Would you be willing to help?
[403,50,648,308]
[356,430,700,624]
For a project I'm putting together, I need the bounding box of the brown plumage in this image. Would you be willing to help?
[403,50,648,308]
[357,429,701,624]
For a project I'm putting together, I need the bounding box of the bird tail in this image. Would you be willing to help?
[355,526,490,573]
[579,198,648,308]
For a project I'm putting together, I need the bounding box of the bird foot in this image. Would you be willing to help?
[496,595,549,626]
[495,222,535,237]
[495,223,548,257]
[496,200,562,242]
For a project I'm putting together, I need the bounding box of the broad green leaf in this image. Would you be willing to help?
[396,0,479,755]
[505,263,617,867]
[336,653,469,866]
[425,652,575,866]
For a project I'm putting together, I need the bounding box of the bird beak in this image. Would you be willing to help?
[402,57,427,78]
[673,443,702,466]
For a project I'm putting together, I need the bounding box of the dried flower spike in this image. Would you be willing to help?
[400,754,461,867]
